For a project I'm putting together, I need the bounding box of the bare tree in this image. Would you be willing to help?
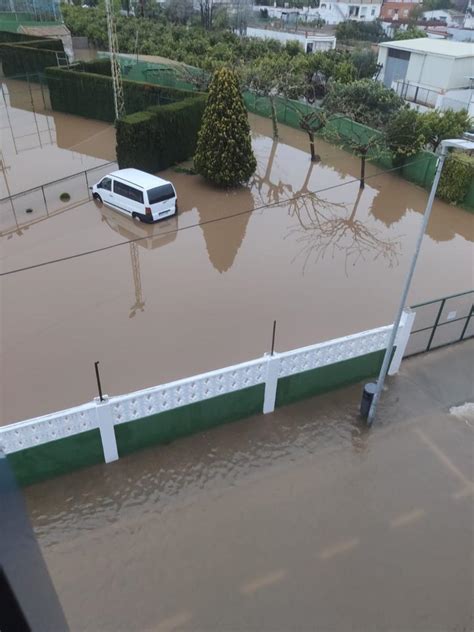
[294,109,328,162]
[200,0,214,29]
[325,119,384,189]
[231,0,252,35]
[244,55,308,140]
[166,0,194,23]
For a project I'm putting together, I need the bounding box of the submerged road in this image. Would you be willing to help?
[25,341,474,631]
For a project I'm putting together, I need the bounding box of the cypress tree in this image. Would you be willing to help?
[194,67,256,187]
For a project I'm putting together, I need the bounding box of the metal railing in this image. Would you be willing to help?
[0,161,117,238]
[394,80,439,108]
[406,290,474,356]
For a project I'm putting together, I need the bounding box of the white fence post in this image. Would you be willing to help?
[388,309,416,376]
[95,397,119,463]
[263,353,280,414]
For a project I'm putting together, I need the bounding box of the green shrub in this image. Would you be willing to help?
[45,64,200,122]
[323,79,405,130]
[438,153,474,205]
[116,95,206,172]
[385,108,428,164]
[335,20,386,43]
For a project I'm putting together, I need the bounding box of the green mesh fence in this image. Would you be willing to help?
[465,180,474,210]
[243,91,474,209]
[96,53,207,92]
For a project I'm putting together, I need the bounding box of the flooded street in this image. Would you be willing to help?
[1,82,473,424]
[24,342,474,631]
[0,79,115,196]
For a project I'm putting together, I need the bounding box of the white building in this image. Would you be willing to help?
[421,9,466,26]
[464,0,474,28]
[377,39,474,113]
[253,2,382,26]
[246,26,336,51]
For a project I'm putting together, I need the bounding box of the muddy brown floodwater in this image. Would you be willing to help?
[23,342,474,631]
[0,81,473,424]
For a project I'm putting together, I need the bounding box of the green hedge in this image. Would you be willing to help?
[0,33,64,77]
[75,58,112,76]
[0,31,45,44]
[116,95,207,172]
[438,153,474,207]
[45,63,200,122]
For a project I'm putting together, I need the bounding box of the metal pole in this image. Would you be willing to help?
[366,147,449,426]
[426,298,446,351]
[94,361,104,402]
[41,185,48,214]
[270,320,277,356]
[84,170,90,199]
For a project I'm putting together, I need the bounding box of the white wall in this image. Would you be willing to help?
[448,57,474,90]
[405,53,453,91]
[437,88,474,115]
[376,46,388,83]
[253,3,381,25]
[246,26,336,50]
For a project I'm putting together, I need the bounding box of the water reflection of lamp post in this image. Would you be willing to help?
[366,138,474,426]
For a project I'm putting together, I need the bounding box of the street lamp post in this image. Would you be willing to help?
[366,138,474,427]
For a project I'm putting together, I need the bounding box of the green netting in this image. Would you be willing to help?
[242,92,474,208]
[401,151,437,188]
[465,180,474,211]
[96,53,206,92]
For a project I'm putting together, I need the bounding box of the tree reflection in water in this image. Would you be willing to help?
[251,137,402,275]
[288,185,402,275]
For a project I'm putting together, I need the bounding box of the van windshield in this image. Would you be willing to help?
[147,184,175,205]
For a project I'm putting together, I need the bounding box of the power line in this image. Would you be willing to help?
[0,156,431,278]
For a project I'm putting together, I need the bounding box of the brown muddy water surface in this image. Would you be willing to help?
[1,80,473,424]
[24,343,474,631]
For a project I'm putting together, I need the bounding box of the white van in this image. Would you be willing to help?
[91,168,177,223]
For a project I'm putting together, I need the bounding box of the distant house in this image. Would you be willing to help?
[421,9,466,26]
[380,0,422,22]
[253,1,382,26]
[377,38,474,113]
[246,27,336,52]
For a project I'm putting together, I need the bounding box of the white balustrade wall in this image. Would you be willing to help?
[0,312,414,461]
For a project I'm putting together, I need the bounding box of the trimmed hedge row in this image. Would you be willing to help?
[75,58,112,76]
[116,95,207,172]
[0,31,45,44]
[0,32,65,77]
[438,153,474,206]
[45,63,200,122]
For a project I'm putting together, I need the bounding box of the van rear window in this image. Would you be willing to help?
[147,184,175,205]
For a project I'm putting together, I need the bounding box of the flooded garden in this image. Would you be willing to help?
[0,78,473,425]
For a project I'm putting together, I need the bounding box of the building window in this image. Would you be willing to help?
[371,7,375,15]
[387,47,411,60]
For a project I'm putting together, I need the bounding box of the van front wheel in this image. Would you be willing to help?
[93,193,102,203]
